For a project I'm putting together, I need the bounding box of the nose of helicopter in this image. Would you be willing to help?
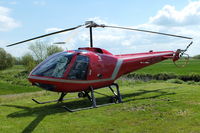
[31,81,57,91]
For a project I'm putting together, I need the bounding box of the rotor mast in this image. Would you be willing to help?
[85,21,105,48]
[89,26,93,47]
[85,21,96,47]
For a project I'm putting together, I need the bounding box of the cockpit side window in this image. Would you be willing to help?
[68,55,89,80]
[32,52,73,78]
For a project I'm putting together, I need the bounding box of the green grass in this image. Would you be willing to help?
[1,81,200,133]
[0,65,30,86]
[135,59,200,75]
[0,81,40,95]
[0,65,41,95]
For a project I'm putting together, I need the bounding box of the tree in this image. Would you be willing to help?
[21,53,36,72]
[29,41,64,63]
[0,48,14,70]
[13,57,22,65]
[47,45,64,56]
[29,41,48,63]
[21,53,34,65]
[25,41,64,71]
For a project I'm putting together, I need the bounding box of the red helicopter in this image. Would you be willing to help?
[7,21,193,111]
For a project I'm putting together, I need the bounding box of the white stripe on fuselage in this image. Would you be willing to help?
[29,52,173,84]
[117,52,174,60]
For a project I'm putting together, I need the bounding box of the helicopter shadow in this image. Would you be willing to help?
[122,87,177,102]
[2,87,176,133]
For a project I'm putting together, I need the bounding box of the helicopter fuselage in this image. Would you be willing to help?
[28,47,176,93]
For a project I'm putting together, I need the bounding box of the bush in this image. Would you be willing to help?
[153,73,177,80]
[180,74,200,82]
[125,72,200,83]
[0,48,14,70]
[166,79,184,84]
[21,53,37,72]
[26,61,37,72]
[193,55,200,59]
[186,81,196,85]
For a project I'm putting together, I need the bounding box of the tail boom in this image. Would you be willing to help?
[115,51,175,78]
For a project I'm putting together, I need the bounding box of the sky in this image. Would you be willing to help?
[0,0,199,57]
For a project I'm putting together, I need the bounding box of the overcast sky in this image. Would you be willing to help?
[0,0,199,57]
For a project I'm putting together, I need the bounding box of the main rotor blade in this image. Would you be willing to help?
[7,25,83,47]
[103,25,193,40]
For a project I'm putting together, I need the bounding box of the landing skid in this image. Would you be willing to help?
[32,83,123,112]
[32,97,79,104]
[32,92,79,104]
[63,103,115,112]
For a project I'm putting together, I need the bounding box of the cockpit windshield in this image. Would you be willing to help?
[68,55,89,80]
[32,52,74,78]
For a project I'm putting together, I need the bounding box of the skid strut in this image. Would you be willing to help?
[32,83,123,112]
[63,86,98,112]
[113,83,122,103]
[90,86,97,108]
[63,83,123,112]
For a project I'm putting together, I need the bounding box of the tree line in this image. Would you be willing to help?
[0,41,64,71]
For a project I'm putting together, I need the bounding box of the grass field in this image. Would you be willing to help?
[1,81,200,133]
[135,59,200,75]
[0,65,40,95]
[0,61,199,133]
